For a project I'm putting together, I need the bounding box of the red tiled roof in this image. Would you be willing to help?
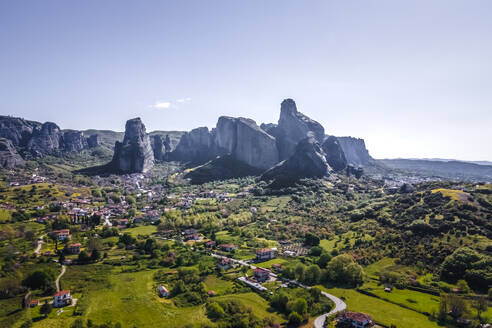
[69,243,81,247]
[256,248,273,254]
[342,311,372,322]
[54,290,70,297]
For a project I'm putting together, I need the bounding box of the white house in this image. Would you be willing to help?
[53,290,72,307]
[158,285,169,297]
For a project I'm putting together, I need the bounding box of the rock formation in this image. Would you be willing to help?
[321,136,347,171]
[0,116,38,147]
[0,138,25,168]
[346,164,364,179]
[337,137,373,166]
[164,135,171,152]
[87,134,99,148]
[152,135,166,160]
[215,117,279,170]
[27,122,64,156]
[110,118,154,173]
[170,127,215,163]
[276,99,325,160]
[261,136,330,184]
[63,130,89,152]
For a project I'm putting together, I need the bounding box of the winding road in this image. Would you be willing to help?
[55,265,66,292]
[211,253,346,327]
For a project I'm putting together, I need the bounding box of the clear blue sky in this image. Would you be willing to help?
[1,1,491,160]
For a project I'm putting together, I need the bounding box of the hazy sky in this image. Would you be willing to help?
[1,1,491,160]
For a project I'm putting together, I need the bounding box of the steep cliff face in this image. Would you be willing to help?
[27,122,64,156]
[110,118,154,173]
[215,117,279,170]
[261,136,330,184]
[63,130,89,152]
[322,136,347,172]
[0,138,25,168]
[276,99,325,160]
[87,134,99,148]
[152,135,166,160]
[337,137,373,166]
[0,116,38,147]
[170,127,215,163]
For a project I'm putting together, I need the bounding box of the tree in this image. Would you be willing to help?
[288,311,303,326]
[270,291,289,312]
[472,297,488,322]
[23,270,53,291]
[206,302,225,320]
[317,253,331,268]
[289,298,308,315]
[303,265,321,285]
[456,280,470,293]
[326,254,364,286]
[71,318,84,328]
[309,287,322,302]
[78,251,90,263]
[91,249,101,262]
[304,232,320,246]
[40,301,52,316]
[440,247,481,282]
[441,294,469,319]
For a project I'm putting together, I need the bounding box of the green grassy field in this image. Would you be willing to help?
[316,286,441,328]
[124,225,157,237]
[203,275,235,295]
[214,292,284,323]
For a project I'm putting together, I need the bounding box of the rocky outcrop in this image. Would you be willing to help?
[346,164,364,179]
[170,127,215,163]
[259,123,279,138]
[152,134,171,161]
[0,138,25,168]
[87,134,99,148]
[215,117,279,170]
[262,136,330,185]
[276,99,325,160]
[27,122,64,156]
[337,137,373,166]
[63,130,89,152]
[110,118,154,173]
[0,116,38,147]
[322,136,347,171]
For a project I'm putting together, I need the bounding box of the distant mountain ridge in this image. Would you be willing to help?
[380,158,492,182]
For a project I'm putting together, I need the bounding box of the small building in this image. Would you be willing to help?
[205,241,216,248]
[53,290,72,308]
[158,285,169,297]
[256,248,275,261]
[217,258,233,270]
[208,290,215,297]
[220,244,237,252]
[338,311,374,328]
[66,243,81,254]
[53,229,71,241]
[272,263,282,272]
[29,299,39,308]
[185,233,200,241]
[253,267,271,283]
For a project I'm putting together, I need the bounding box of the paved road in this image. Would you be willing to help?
[55,265,66,292]
[211,253,346,327]
[313,291,347,328]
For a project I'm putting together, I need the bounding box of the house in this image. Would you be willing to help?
[53,229,70,241]
[185,233,200,241]
[66,243,81,254]
[253,267,271,283]
[338,311,374,328]
[29,299,39,308]
[256,248,275,261]
[158,285,169,297]
[217,258,233,270]
[205,241,217,248]
[53,290,72,307]
[220,244,237,252]
[208,290,215,297]
[272,263,282,272]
